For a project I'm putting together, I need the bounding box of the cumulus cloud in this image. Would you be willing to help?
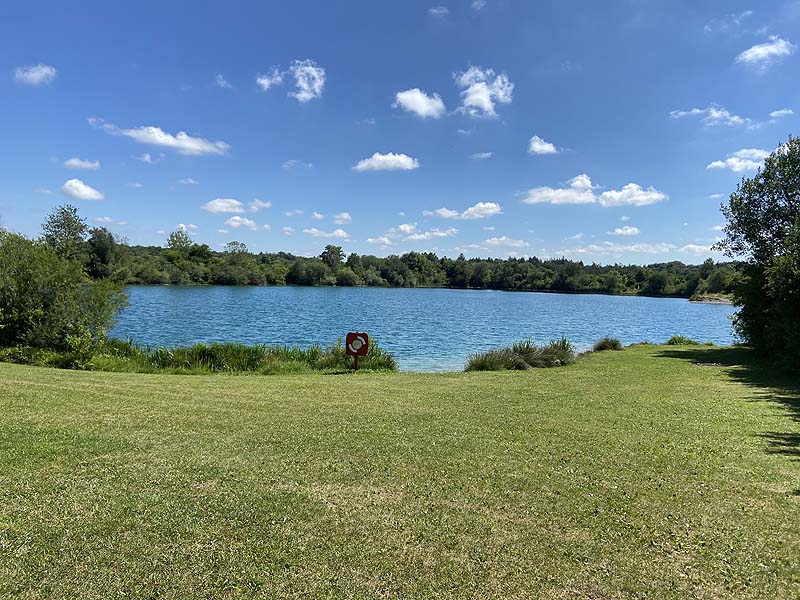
[558,241,675,257]
[428,6,448,16]
[177,223,198,232]
[528,135,558,155]
[333,212,352,224]
[470,152,494,160]
[256,67,284,91]
[283,226,294,236]
[393,88,446,118]
[680,244,716,256]
[598,184,668,207]
[770,108,794,119]
[453,65,513,118]
[735,36,796,70]
[608,226,640,236]
[282,159,313,169]
[89,117,230,156]
[61,178,104,201]
[367,235,394,246]
[485,236,529,248]
[471,0,487,10]
[134,152,164,164]
[14,64,56,85]
[424,201,502,220]
[203,198,272,214]
[668,104,751,127]
[311,211,324,220]
[285,209,303,217]
[405,227,458,241]
[179,177,199,185]
[224,216,259,230]
[289,59,325,102]
[707,148,769,172]
[303,227,348,239]
[215,74,232,89]
[353,152,420,171]
[524,174,597,205]
[524,174,667,207]
[64,157,100,170]
[93,216,127,226]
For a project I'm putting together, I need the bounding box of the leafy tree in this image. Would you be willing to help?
[715,136,800,368]
[320,245,344,271]
[86,227,120,279]
[167,229,193,252]
[41,204,87,260]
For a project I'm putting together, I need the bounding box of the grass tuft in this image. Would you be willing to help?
[465,337,575,371]
[592,337,623,352]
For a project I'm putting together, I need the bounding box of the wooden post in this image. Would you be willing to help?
[354,355,359,371]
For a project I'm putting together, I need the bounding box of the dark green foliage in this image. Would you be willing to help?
[666,336,701,346]
[715,136,800,370]
[41,204,88,261]
[0,232,127,350]
[0,338,398,374]
[465,338,575,371]
[593,337,623,352]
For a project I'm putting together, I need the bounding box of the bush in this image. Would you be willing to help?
[0,337,398,375]
[665,335,715,346]
[592,337,623,352]
[0,232,127,350]
[465,338,575,371]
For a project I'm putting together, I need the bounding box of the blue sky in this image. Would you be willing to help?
[2,0,798,264]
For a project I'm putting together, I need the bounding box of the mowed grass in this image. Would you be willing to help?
[0,345,798,599]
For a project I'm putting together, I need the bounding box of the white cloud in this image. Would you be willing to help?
[428,6,448,16]
[483,226,496,231]
[471,0,487,10]
[558,241,675,257]
[704,11,753,35]
[711,225,726,231]
[524,174,667,207]
[569,232,584,241]
[285,209,303,217]
[14,64,56,85]
[353,152,420,171]
[708,193,723,199]
[528,135,558,155]
[311,211,324,220]
[707,148,769,172]
[770,108,794,119]
[89,118,230,156]
[735,36,796,70]
[64,157,100,170]
[333,212,352,224]
[524,174,597,205]
[303,227,348,239]
[668,104,751,127]
[134,152,164,164]
[282,159,313,170]
[127,182,143,188]
[470,152,494,160]
[680,244,716,256]
[621,215,631,221]
[177,223,198,232]
[179,177,199,185]
[93,216,127,226]
[203,199,246,214]
[608,226,640,236]
[215,74,232,89]
[367,236,394,246]
[485,236,529,248]
[457,128,472,135]
[396,223,417,234]
[406,227,457,241]
[256,67,284,91]
[598,184,668,207]
[282,226,294,236]
[454,65,513,118]
[217,229,229,234]
[289,59,325,102]
[250,199,271,212]
[34,188,54,195]
[224,216,259,230]
[61,178,104,201]
[393,88,446,118]
[424,201,502,220]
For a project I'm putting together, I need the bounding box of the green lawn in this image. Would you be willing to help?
[1,345,798,599]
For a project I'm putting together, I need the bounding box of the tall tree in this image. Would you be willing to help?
[320,245,344,271]
[41,204,87,260]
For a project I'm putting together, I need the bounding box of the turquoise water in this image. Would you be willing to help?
[112,286,738,372]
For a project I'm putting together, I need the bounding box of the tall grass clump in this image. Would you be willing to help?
[465,338,575,371]
[592,337,623,352]
[1,338,397,375]
[665,335,701,346]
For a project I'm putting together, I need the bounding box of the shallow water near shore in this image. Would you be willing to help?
[111,286,738,372]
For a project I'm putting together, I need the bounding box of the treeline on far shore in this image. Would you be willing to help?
[38,204,739,298]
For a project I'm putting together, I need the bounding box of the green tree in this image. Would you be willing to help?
[715,135,800,369]
[167,229,193,253]
[41,204,87,260]
[320,245,344,272]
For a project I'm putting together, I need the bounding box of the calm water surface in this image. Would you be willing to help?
[112,286,738,372]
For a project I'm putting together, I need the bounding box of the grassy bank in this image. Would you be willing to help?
[1,345,798,598]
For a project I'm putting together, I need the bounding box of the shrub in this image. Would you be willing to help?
[0,232,127,350]
[592,337,623,352]
[666,335,700,345]
[466,338,575,371]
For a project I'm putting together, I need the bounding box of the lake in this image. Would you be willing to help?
[111,286,738,372]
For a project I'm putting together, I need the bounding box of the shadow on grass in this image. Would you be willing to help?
[655,346,800,470]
